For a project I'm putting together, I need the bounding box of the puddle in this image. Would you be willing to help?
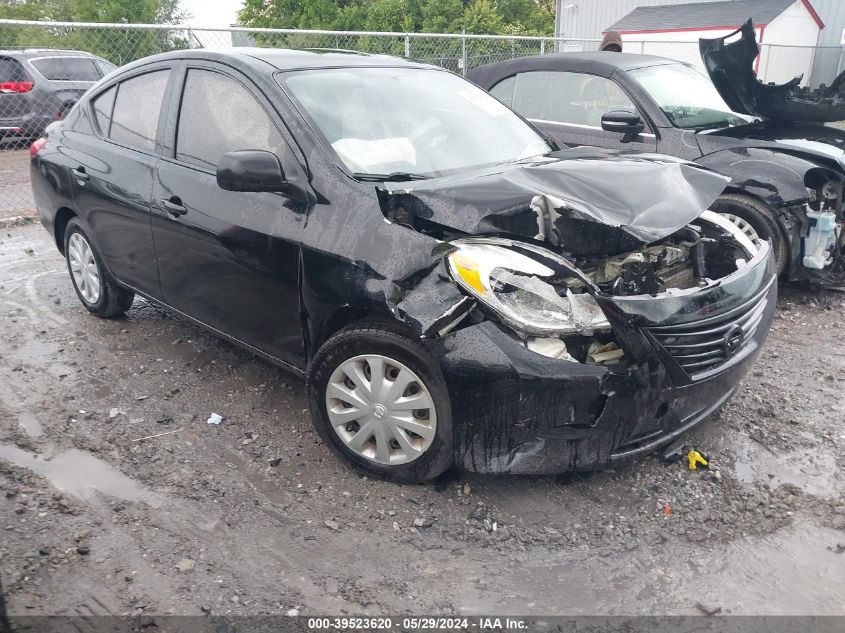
[13,338,75,379]
[0,443,163,507]
[17,412,43,438]
[462,521,845,615]
[14,338,59,364]
[733,442,840,498]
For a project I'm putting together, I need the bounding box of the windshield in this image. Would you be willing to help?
[281,67,550,179]
[629,63,755,130]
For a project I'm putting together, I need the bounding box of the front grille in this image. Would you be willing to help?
[645,287,770,380]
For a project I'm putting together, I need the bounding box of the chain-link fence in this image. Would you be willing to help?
[1,18,844,218]
[0,19,601,218]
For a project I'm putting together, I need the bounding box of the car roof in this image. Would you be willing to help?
[119,47,439,73]
[467,51,678,87]
[0,48,100,59]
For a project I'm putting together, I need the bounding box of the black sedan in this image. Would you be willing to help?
[31,48,775,482]
[468,27,845,286]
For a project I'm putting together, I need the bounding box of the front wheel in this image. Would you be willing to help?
[64,218,135,318]
[711,194,788,275]
[307,321,453,483]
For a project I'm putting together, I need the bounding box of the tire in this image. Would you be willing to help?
[711,194,788,275]
[307,320,453,483]
[64,218,135,318]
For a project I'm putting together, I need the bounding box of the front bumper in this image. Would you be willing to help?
[429,245,777,475]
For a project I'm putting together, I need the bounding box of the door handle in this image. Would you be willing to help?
[71,166,89,181]
[161,197,187,218]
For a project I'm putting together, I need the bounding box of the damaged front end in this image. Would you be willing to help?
[700,20,845,123]
[383,151,776,474]
[696,21,845,284]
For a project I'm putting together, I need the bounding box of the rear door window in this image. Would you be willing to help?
[62,58,101,81]
[109,69,170,152]
[175,68,282,171]
[32,57,101,81]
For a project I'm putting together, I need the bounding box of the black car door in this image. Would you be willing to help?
[150,62,308,367]
[490,70,657,153]
[70,65,174,295]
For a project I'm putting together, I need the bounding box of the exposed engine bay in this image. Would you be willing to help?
[563,212,752,296]
[441,211,760,369]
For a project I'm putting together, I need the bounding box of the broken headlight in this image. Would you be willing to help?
[446,240,611,336]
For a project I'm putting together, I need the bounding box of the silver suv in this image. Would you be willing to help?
[0,48,115,139]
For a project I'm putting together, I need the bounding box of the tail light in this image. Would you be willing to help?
[30,137,47,160]
[0,81,33,94]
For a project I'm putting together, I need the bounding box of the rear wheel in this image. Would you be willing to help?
[307,321,453,483]
[64,219,134,318]
[711,194,788,275]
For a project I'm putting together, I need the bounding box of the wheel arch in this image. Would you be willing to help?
[306,304,387,364]
[53,206,77,256]
[697,147,816,207]
[712,190,793,275]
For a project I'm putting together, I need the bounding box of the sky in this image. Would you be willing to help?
[180,0,245,27]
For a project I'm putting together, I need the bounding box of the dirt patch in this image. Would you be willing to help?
[0,144,35,220]
[0,224,843,616]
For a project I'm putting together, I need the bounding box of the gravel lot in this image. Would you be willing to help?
[0,222,843,618]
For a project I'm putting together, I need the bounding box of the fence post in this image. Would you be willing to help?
[187,26,194,49]
[540,39,545,55]
[404,34,410,58]
[461,30,467,76]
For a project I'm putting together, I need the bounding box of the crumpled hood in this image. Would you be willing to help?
[378,147,729,248]
[700,20,845,123]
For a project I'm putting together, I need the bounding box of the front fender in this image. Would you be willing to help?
[695,147,816,207]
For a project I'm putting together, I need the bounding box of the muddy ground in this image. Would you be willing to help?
[0,144,35,221]
[0,223,843,618]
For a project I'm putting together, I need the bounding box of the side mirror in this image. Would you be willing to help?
[217,150,289,193]
[601,110,645,142]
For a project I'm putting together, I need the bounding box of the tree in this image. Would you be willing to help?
[363,0,414,32]
[0,0,52,20]
[0,0,188,61]
[236,0,554,36]
[421,0,462,33]
[459,0,502,35]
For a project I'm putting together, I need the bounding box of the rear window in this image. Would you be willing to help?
[32,56,101,81]
[0,56,26,82]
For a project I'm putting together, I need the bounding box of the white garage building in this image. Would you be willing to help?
[604,0,825,86]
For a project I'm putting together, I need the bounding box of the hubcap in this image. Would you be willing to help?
[326,354,437,466]
[721,213,763,247]
[68,232,100,305]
